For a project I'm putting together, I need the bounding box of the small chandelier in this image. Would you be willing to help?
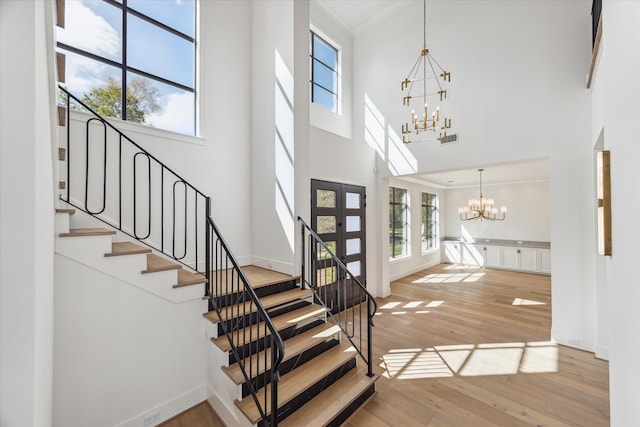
[401,0,451,144]
[459,169,507,221]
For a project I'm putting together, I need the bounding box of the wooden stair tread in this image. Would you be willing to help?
[55,208,75,214]
[142,253,181,274]
[211,265,299,297]
[279,366,378,427]
[223,322,342,385]
[212,288,312,323]
[207,303,327,352]
[174,269,207,288]
[105,242,151,257]
[234,342,357,424]
[59,227,116,237]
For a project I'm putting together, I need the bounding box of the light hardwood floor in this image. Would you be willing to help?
[344,264,609,426]
[163,264,610,426]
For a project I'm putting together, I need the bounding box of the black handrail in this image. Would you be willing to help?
[207,210,284,426]
[592,0,602,48]
[59,86,284,426]
[298,217,377,377]
[59,85,209,290]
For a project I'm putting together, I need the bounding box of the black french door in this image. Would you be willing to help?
[311,179,366,312]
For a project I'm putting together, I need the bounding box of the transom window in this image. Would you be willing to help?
[56,0,196,135]
[310,31,338,113]
[422,192,439,253]
[389,187,408,259]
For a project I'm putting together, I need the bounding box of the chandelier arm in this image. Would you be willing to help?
[428,53,448,73]
[426,56,444,92]
[405,55,424,85]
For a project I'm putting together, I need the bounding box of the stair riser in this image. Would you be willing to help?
[212,279,297,309]
[241,338,339,397]
[216,300,311,338]
[256,358,357,427]
[226,318,325,366]
[326,383,376,427]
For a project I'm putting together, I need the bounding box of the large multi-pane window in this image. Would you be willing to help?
[57,0,196,135]
[310,31,338,113]
[389,187,408,258]
[422,192,439,253]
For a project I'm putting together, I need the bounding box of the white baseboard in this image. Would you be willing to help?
[251,256,295,276]
[551,330,595,353]
[117,384,207,427]
[389,259,440,282]
[595,345,609,360]
[207,385,253,427]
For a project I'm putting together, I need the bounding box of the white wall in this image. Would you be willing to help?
[599,2,640,425]
[0,2,56,426]
[53,255,207,427]
[353,0,597,352]
[250,0,298,274]
[444,180,550,242]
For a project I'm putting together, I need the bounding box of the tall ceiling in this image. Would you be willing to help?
[317,0,411,35]
[314,0,550,187]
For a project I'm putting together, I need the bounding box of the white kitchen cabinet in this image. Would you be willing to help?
[463,244,483,266]
[501,247,538,271]
[538,249,552,274]
[481,245,501,268]
[442,240,550,275]
[443,241,462,264]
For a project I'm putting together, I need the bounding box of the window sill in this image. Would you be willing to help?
[68,109,205,146]
[421,247,440,256]
[389,254,411,263]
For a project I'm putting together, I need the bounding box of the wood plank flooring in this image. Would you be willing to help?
[164,264,610,426]
[344,264,610,426]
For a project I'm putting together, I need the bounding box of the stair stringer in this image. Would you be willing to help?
[55,211,204,304]
[205,319,254,427]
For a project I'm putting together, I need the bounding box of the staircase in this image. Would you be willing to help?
[202,265,377,426]
[54,81,378,426]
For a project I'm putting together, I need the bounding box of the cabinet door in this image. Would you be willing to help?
[539,249,551,273]
[463,245,483,266]
[483,246,501,268]
[519,248,538,271]
[443,242,461,263]
[502,247,519,270]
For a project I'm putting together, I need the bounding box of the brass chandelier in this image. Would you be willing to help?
[459,169,507,221]
[401,0,451,144]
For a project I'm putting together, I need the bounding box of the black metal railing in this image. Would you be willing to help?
[59,86,283,426]
[592,0,602,48]
[207,214,284,426]
[298,217,377,377]
[59,85,209,286]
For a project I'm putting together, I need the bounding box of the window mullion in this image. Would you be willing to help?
[122,0,128,121]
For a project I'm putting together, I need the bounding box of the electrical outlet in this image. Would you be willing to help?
[568,338,580,346]
[143,411,160,426]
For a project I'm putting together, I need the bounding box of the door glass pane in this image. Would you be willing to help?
[317,266,336,286]
[316,190,336,208]
[346,238,361,256]
[346,192,360,209]
[317,216,336,233]
[347,261,361,277]
[317,241,336,260]
[345,216,360,232]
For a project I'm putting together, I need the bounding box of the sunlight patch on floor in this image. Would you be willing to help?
[380,341,558,380]
[512,297,546,306]
[412,272,486,284]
